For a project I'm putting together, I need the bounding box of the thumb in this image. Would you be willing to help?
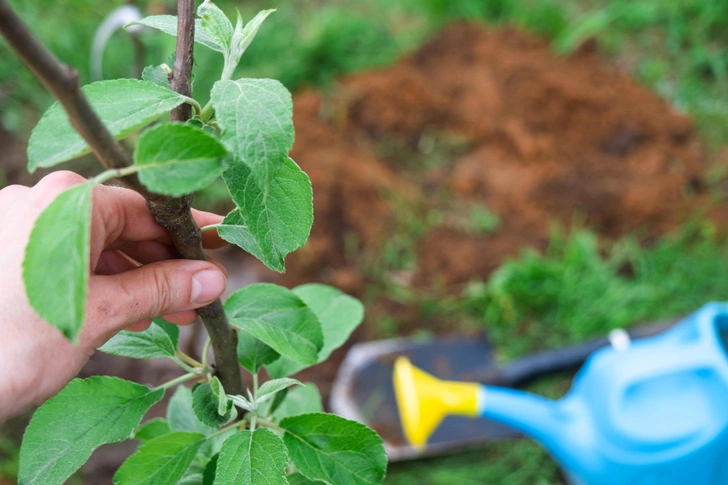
[87,260,227,339]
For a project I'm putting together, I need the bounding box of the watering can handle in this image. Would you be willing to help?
[479,318,680,388]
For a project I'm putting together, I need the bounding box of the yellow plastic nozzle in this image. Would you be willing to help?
[393,356,481,449]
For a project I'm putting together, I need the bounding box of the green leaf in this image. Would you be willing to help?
[212,78,294,193]
[19,377,163,485]
[268,285,364,378]
[210,377,228,416]
[114,432,206,485]
[198,1,233,51]
[157,318,181,344]
[23,183,92,341]
[187,117,216,135]
[135,418,172,441]
[180,453,216,485]
[280,414,387,485]
[168,386,216,435]
[219,157,313,272]
[266,388,288,417]
[142,64,170,89]
[179,463,206,485]
[129,15,224,52]
[214,429,288,485]
[203,454,219,485]
[229,9,277,66]
[236,330,279,374]
[28,80,185,171]
[134,123,230,197]
[287,474,323,485]
[271,384,323,423]
[99,318,179,359]
[224,283,323,365]
[230,394,255,412]
[192,382,236,428]
[257,378,302,403]
[294,285,364,360]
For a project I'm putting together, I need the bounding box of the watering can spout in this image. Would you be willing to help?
[394,357,568,451]
[479,383,567,450]
[393,357,482,448]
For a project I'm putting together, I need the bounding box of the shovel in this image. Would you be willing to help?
[329,318,678,461]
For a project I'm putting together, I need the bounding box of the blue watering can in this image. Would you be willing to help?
[394,303,728,484]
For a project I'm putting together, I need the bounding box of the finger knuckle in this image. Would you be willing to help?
[0,184,29,203]
[0,184,28,195]
[40,170,87,189]
[149,268,176,315]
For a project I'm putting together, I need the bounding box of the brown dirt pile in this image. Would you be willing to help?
[284,23,707,290]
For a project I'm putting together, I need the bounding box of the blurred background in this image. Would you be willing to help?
[3,0,728,483]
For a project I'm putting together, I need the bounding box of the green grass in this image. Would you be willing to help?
[553,0,728,147]
[386,440,561,485]
[461,221,728,359]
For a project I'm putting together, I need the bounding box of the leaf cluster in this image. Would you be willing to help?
[21,301,381,485]
[24,3,309,341]
[18,2,386,485]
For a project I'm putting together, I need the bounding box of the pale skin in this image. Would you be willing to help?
[0,171,229,422]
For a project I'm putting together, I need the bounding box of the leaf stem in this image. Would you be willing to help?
[220,54,236,83]
[256,417,283,432]
[181,95,202,115]
[171,357,196,373]
[176,350,204,369]
[200,224,221,233]
[205,415,250,441]
[249,373,260,431]
[202,337,213,368]
[154,372,201,391]
[206,423,237,440]
[200,100,215,123]
[90,165,141,185]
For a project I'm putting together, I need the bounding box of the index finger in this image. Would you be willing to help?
[92,184,228,249]
[192,209,228,249]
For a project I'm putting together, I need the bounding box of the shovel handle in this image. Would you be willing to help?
[479,318,680,388]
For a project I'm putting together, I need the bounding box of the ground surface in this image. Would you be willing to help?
[284,22,710,291]
[261,22,721,390]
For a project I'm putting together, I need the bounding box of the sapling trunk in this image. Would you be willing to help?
[145,0,243,396]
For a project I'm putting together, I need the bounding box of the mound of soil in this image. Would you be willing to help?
[283,23,707,291]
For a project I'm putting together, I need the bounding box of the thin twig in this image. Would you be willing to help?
[0,0,244,396]
[0,0,160,202]
[170,0,195,123]
[154,371,201,391]
[176,350,204,369]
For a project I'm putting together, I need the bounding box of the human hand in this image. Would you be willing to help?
[0,171,228,421]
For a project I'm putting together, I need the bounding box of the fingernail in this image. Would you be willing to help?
[191,269,226,304]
